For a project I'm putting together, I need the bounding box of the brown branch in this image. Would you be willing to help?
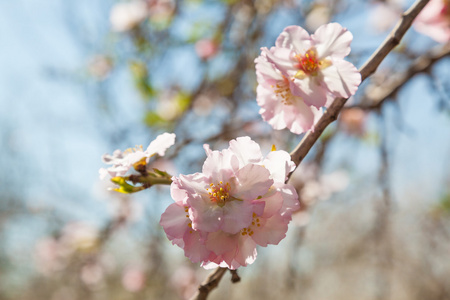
[350,43,450,110]
[189,268,228,300]
[289,0,430,170]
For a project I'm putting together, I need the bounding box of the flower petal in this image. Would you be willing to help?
[234,237,258,267]
[276,25,312,53]
[188,194,223,233]
[313,23,353,59]
[233,164,273,200]
[145,132,176,156]
[221,201,255,234]
[160,202,190,241]
[228,137,263,166]
[251,213,289,246]
[183,230,214,263]
[205,231,238,256]
[263,151,295,183]
[176,173,210,198]
[274,182,300,216]
[291,76,329,108]
[262,47,297,76]
[202,148,237,181]
[321,59,361,98]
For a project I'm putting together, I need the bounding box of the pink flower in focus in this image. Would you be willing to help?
[195,39,219,60]
[414,0,450,43]
[99,132,176,179]
[255,48,323,134]
[258,23,361,110]
[160,137,299,269]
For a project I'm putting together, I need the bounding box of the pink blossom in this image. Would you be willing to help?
[305,4,331,31]
[110,1,149,33]
[99,132,175,179]
[160,137,299,269]
[368,1,404,33]
[80,263,104,287]
[195,39,219,60]
[257,23,361,111]
[414,0,450,43]
[34,222,100,276]
[34,237,66,275]
[339,107,368,137]
[122,266,146,292]
[255,48,323,134]
[170,265,198,300]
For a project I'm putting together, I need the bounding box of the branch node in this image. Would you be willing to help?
[230,270,241,283]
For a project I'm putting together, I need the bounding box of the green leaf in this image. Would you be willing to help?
[143,111,166,127]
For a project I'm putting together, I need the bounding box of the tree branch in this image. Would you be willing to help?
[189,268,228,300]
[350,43,450,110]
[289,0,430,170]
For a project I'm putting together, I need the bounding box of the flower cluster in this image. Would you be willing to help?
[160,137,299,269]
[255,23,361,134]
[414,0,450,43]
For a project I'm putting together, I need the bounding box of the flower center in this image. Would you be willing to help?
[123,145,144,154]
[207,181,231,207]
[184,206,194,234]
[293,48,331,80]
[271,76,294,105]
[241,213,261,236]
[296,49,320,75]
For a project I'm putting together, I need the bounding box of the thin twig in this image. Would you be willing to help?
[189,268,228,300]
[289,0,430,171]
[351,43,450,110]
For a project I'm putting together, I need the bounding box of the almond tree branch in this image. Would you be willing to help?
[349,43,450,110]
[289,0,430,170]
[189,267,228,300]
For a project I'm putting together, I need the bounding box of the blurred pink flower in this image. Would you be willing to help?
[34,222,100,276]
[257,23,361,110]
[339,107,368,136]
[34,237,65,276]
[369,2,402,33]
[148,0,175,21]
[195,39,219,60]
[122,266,146,292]
[87,55,113,80]
[59,222,100,254]
[255,48,323,134]
[110,1,149,32]
[99,132,176,179]
[414,0,450,43]
[305,4,331,31]
[80,263,104,287]
[170,265,197,299]
[160,137,299,269]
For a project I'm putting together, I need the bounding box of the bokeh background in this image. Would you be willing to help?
[1,0,450,299]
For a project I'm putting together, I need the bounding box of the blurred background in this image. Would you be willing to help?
[0,0,449,299]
